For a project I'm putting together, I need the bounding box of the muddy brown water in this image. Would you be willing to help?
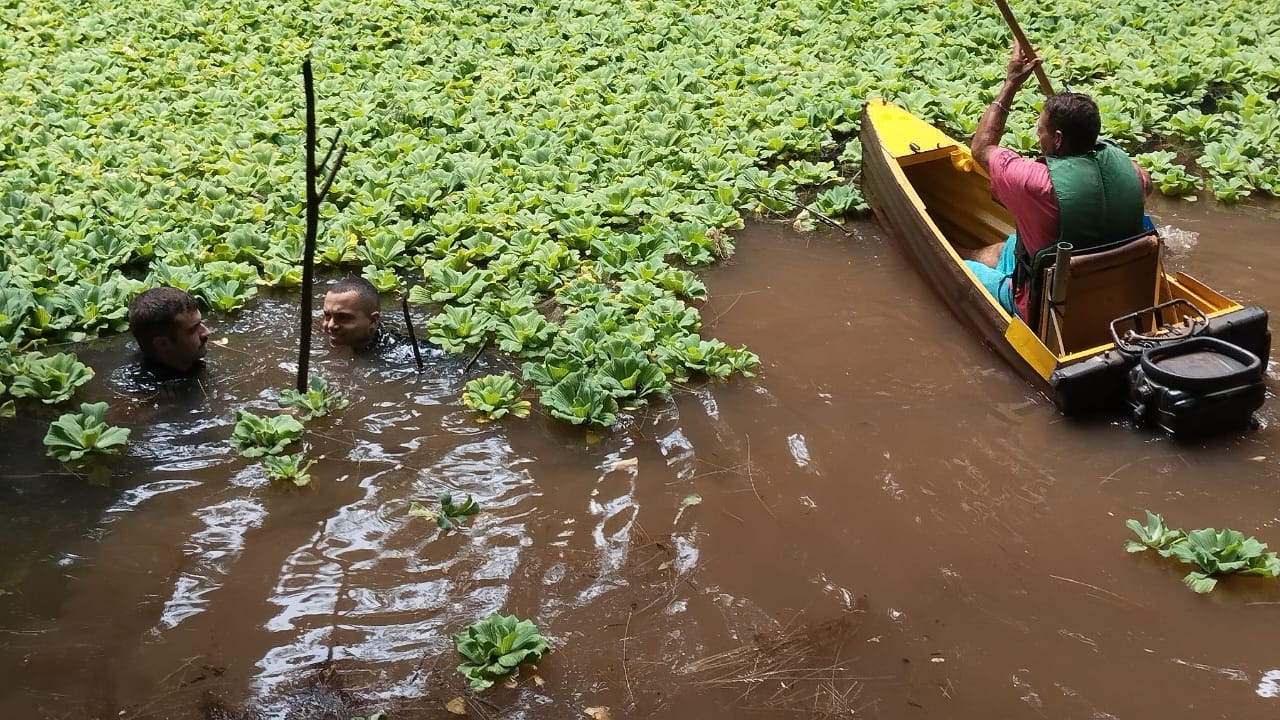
[3,196,1280,719]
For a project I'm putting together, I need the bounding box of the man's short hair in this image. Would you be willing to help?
[327,276,381,314]
[129,287,199,353]
[1043,92,1101,153]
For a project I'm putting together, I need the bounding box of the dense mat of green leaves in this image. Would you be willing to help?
[2,0,1277,423]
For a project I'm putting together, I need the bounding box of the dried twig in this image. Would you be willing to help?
[680,613,868,717]
[622,607,635,705]
[745,435,775,518]
[1049,573,1145,609]
[750,185,853,236]
[316,144,347,200]
[1099,456,1149,484]
[464,339,488,374]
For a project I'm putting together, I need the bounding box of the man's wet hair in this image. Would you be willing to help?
[129,287,199,354]
[328,276,381,314]
[1043,92,1101,154]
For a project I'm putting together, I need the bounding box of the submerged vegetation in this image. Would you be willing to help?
[410,492,482,531]
[1,0,1278,428]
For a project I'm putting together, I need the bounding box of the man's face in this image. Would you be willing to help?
[322,290,379,348]
[155,309,209,371]
[1036,112,1061,156]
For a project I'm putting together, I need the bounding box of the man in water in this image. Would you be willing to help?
[321,276,441,364]
[127,286,211,382]
[320,276,396,351]
[962,43,1152,319]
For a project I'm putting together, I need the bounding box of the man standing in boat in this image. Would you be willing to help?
[961,44,1152,319]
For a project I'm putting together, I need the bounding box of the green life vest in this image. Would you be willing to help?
[1045,141,1145,247]
[1014,141,1145,288]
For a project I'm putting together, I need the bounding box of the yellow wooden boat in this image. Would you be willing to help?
[860,98,1270,426]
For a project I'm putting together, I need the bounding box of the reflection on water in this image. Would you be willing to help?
[1259,670,1280,698]
[158,497,268,630]
[2,203,1280,718]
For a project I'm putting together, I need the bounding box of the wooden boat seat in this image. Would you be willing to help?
[1035,231,1165,354]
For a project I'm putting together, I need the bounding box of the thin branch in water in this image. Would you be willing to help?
[400,294,424,371]
[1048,574,1145,609]
[317,127,344,175]
[745,434,775,518]
[750,185,853,236]
[705,291,750,329]
[316,144,348,200]
[622,606,635,705]
[1099,456,1149,484]
[464,339,488,374]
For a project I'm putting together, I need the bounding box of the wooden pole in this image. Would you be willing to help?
[993,0,1054,96]
[401,294,424,371]
[297,57,318,394]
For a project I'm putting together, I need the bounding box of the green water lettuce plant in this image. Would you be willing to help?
[453,614,548,690]
[7,352,95,405]
[43,402,131,462]
[495,312,555,356]
[1134,151,1203,198]
[277,376,349,420]
[462,374,531,420]
[229,410,304,458]
[426,305,493,353]
[812,184,869,218]
[540,372,619,427]
[598,356,669,400]
[1125,511,1280,593]
[1124,510,1186,553]
[412,492,481,531]
[263,453,315,486]
[1168,528,1280,593]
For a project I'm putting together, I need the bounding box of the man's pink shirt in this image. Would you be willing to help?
[988,147,1058,317]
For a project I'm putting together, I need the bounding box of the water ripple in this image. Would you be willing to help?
[108,479,203,513]
[156,497,268,630]
[251,431,531,699]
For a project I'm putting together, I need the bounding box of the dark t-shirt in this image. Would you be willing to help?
[111,357,207,398]
[358,325,445,366]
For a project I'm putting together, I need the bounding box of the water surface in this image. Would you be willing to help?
[2,197,1279,719]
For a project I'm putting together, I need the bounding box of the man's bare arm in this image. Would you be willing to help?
[972,44,1041,172]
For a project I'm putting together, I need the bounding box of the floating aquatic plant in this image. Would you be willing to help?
[453,614,548,690]
[229,410,305,458]
[1125,510,1280,593]
[277,376,349,420]
[462,374,530,420]
[4,0,1276,430]
[263,453,316,487]
[43,402,131,462]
